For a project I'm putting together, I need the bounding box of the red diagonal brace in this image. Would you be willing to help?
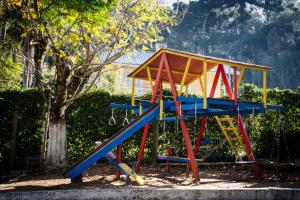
[209,64,222,98]
[162,53,200,181]
[219,65,233,99]
[136,55,165,171]
[193,116,208,157]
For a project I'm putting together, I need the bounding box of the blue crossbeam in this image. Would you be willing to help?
[157,156,191,163]
[177,96,283,111]
[177,96,204,103]
[110,103,138,109]
[152,116,188,122]
[267,104,284,110]
[169,103,204,112]
[184,108,265,116]
[140,101,156,108]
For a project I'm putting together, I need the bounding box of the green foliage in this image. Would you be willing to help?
[0,85,299,169]
[66,91,131,160]
[166,0,300,89]
[0,89,43,170]
[0,57,22,89]
[240,84,300,161]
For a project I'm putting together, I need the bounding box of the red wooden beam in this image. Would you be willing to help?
[219,65,233,99]
[151,55,165,103]
[136,55,165,171]
[193,116,208,157]
[115,145,121,179]
[238,116,254,161]
[209,64,222,98]
[166,145,171,173]
[162,53,200,181]
[194,64,221,156]
[233,67,238,106]
[136,123,151,171]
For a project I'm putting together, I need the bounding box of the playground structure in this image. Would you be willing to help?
[66,48,283,183]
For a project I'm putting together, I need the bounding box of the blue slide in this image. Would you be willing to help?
[66,104,160,180]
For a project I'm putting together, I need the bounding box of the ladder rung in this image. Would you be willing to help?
[224,127,237,131]
[229,137,242,141]
[219,118,228,122]
[200,145,211,149]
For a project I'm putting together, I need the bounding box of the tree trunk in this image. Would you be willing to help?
[22,33,34,87]
[46,118,67,168]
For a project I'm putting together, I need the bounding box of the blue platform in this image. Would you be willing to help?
[111,97,283,117]
[157,156,191,163]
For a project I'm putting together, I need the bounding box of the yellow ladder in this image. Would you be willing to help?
[215,115,245,160]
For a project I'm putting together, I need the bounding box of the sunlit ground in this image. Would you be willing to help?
[1,163,299,191]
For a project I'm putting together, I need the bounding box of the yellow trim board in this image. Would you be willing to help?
[119,163,144,185]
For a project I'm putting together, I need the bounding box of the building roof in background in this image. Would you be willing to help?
[112,50,155,66]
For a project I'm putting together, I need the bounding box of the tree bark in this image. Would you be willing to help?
[46,118,67,168]
[22,33,34,87]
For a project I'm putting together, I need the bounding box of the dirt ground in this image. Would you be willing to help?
[1,162,300,191]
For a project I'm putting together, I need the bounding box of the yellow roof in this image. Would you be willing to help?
[128,48,270,84]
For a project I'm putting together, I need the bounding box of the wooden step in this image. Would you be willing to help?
[224,127,237,131]
[219,117,228,122]
[229,137,241,141]
[199,145,212,149]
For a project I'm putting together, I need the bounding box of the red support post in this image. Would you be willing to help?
[193,116,208,157]
[166,145,171,173]
[209,64,222,98]
[162,53,200,181]
[136,54,165,172]
[194,64,220,156]
[238,116,254,161]
[150,55,165,103]
[233,67,238,106]
[115,145,121,179]
[136,123,151,171]
[219,65,233,99]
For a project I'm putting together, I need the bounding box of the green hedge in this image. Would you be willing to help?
[0,84,299,171]
[240,84,300,161]
[0,89,44,170]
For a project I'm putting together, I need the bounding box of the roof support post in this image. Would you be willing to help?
[179,57,192,96]
[198,75,204,95]
[146,66,153,94]
[131,78,135,106]
[263,70,267,108]
[237,67,245,88]
[185,85,189,96]
[203,60,207,109]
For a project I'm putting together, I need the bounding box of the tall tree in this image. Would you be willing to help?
[4,0,176,168]
[166,0,300,89]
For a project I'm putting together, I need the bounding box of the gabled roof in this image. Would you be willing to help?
[112,50,155,66]
[128,48,270,84]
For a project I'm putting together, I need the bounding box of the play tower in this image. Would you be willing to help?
[66,48,282,182]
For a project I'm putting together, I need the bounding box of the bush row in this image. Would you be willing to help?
[0,84,299,171]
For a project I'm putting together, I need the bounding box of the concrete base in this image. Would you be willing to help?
[1,188,300,200]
